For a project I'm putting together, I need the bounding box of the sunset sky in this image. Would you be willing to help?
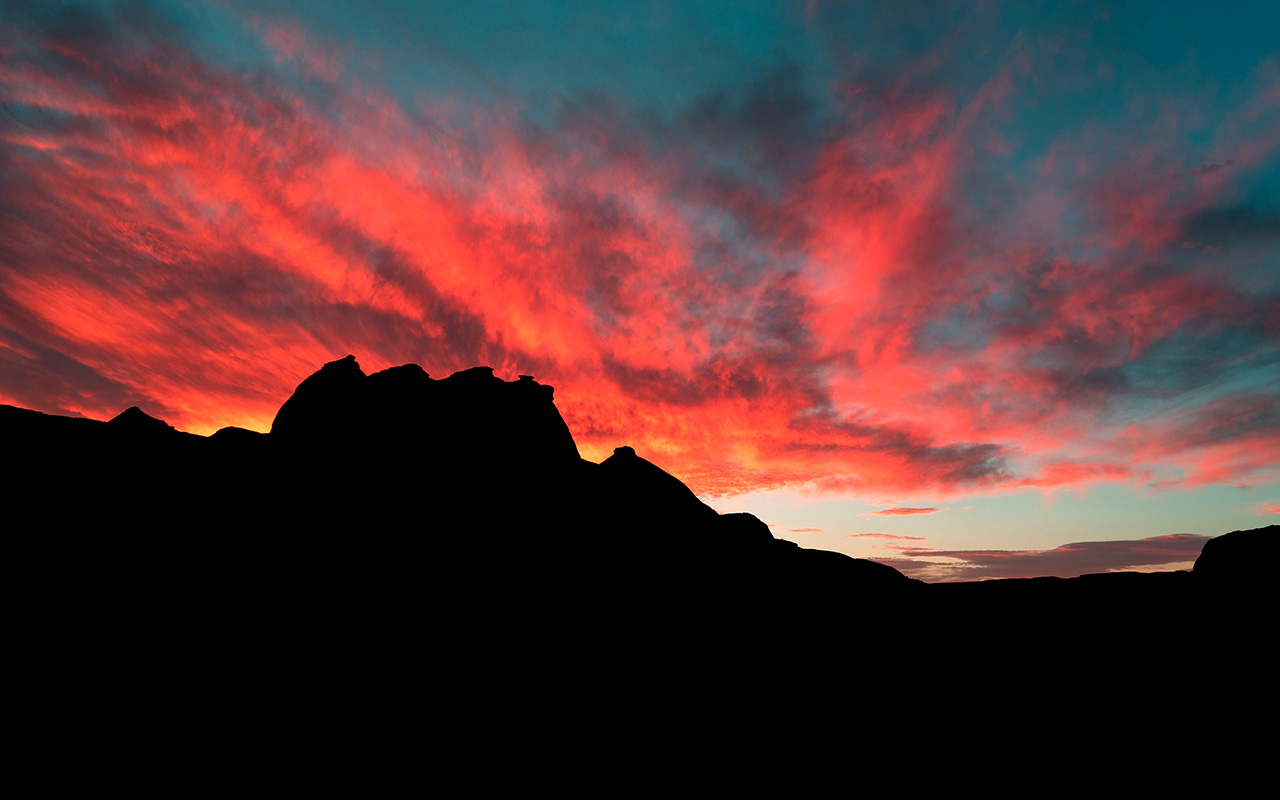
[2,1,1277,580]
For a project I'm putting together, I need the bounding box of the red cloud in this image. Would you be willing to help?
[2,7,1278,503]
[867,508,943,516]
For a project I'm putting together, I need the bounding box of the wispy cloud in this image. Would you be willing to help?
[880,534,1211,582]
[1,1,1278,502]
[846,533,928,540]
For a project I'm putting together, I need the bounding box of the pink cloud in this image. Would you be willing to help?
[1,6,1277,505]
[846,533,928,540]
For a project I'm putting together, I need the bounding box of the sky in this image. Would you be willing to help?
[2,1,1278,581]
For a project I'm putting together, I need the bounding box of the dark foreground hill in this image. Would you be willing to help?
[8,355,925,609]
[8,354,1274,617]
[8,355,1277,772]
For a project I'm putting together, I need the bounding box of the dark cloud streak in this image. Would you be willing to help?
[882,534,1212,581]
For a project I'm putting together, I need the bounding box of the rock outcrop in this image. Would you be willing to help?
[9,355,1274,767]
[4,356,1274,634]
[1194,525,1280,585]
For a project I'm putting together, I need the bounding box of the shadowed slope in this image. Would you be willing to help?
[5,356,1274,637]
[6,357,1277,772]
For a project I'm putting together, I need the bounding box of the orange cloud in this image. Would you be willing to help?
[2,5,1278,505]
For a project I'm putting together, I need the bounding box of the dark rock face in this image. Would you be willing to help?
[1193,525,1278,612]
[5,356,1275,657]
[716,512,774,548]
[109,406,175,435]
[270,354,366,440]
[270,355,580,469]
[11,357,1280,780]
[209,426,265,442]
[1194,525,1279,583]
[8,356,1280,761]
[599,444,718,529]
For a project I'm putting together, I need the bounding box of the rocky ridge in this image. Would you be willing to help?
[6,355,1275,634]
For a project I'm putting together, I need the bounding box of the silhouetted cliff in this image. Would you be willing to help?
[6,355,1275,644]
[10,352,1279,772]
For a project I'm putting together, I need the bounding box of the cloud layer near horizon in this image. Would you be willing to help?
[872,533,1212,582]
[2,2,1279,500]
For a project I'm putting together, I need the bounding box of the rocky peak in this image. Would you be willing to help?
[267,355,580,465]
[108,406,174,435]
[270,355,366,438]
[600,444,717,522]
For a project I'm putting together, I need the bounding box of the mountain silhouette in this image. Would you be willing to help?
[6,354,1275,720]
[6,355,1274,608]
[9,352,1278,775]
